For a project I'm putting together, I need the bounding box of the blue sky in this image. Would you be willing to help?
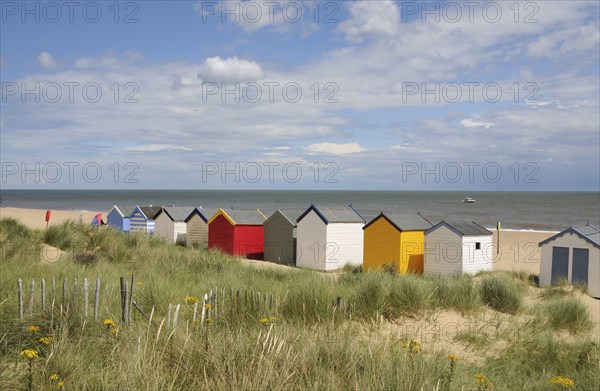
[1,0,599,190]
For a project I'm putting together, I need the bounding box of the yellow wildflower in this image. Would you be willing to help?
[110,327,119,335]
[20,349,38,360]
[447,354,460,361]
[403,339,421,354]
[474,374,494,389]
[204,303,212,310]
[259,317,270,324]
[57,380,65,389]
[27,325,41,333]
[550,376,575,390]
[39,336,52,345]
[185,296,199,305]
[49,374,59,381]
[135,281,144,287]
[268,316,278,322]
[103,319,116,328]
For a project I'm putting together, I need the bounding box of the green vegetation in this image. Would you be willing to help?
[0,218,598,390]
[479,274,523,314]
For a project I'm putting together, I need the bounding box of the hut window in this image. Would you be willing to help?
[475,242,481,250]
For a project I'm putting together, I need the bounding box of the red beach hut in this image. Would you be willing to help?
[208,208,267,259]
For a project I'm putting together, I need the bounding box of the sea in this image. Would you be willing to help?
[0,190,598,231]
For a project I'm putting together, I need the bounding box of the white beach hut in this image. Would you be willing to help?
[538,224,599,298]
[154,206,194,244]
[424,221,493,276]
[295,205,365,271]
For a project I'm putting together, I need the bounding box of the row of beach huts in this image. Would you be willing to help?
[106,205,599,298]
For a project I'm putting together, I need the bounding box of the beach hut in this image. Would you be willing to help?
[208,209,267,259]
[295,205,365,271]
[263,209,305,265]
[107,205,132,232]
[363,213,433,274]
[538,224,599,298]
[154,206,194,244]
[424,221,493,276]
[129,205,161,234]
[185,207,216,248]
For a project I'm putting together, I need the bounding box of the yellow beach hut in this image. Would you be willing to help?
[363,212,433,274]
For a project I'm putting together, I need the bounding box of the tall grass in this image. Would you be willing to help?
[534,297,593,333]
[1,219,598,390]
[479,274,523,314]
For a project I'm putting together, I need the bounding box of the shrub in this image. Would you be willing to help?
[535,297,593,333]
[479,275,523,314]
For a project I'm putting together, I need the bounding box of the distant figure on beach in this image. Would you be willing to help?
[91,214,104,227]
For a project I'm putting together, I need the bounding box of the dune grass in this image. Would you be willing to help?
[479,274,524,314]
[0,218,598,390]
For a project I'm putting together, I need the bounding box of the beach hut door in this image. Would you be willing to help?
[571,248,589,287]
[550,247,569,285]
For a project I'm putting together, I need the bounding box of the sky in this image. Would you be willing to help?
[0,0,599,191]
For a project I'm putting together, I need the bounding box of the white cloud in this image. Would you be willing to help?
[123,144,193,152]
[74,50,143,69]
[38,52,57,69]
[337,0,400,42]
[197,56,264,82]
[305,142,366,154]
[459,119,495,129]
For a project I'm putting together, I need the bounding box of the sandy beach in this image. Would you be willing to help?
[0,207,102,230]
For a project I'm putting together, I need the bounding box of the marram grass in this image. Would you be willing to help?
[0,219,598,390]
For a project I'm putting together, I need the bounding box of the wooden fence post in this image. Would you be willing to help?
[41,278,46,312]
[120,277,129,324]
[128,274,134,325]
[83,278,89,318]
[173,304,180,329]
[29,279,35,316]
[94,278,100,321]
[18,278,23,319]
[51,278,56,312]
[62,277,67,314]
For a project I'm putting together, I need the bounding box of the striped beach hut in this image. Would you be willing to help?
[208,209,267,259]
[424,221,493,276]
[154,206,194,244]
[107,205,132,232]
[296,205,366,271]
[264,209,305,265]
[129,206,161,234]
[539,224,599,298]
[363,212,433,274]
[185,207,216,248]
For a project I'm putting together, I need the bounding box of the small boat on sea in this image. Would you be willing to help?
[462,196,476,204]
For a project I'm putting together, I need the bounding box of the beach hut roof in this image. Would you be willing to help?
[426,221,492,237]
[208,208,267,225]
[157,206,195,222]
[184,207,217,223]
[539,224,600,249]
[297,205,365,225]
[364,212,433,231]
[110,205,134,218]
[134,206,162,220]
[265,209,306,225]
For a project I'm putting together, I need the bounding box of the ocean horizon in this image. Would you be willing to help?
[1,189,598,231]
